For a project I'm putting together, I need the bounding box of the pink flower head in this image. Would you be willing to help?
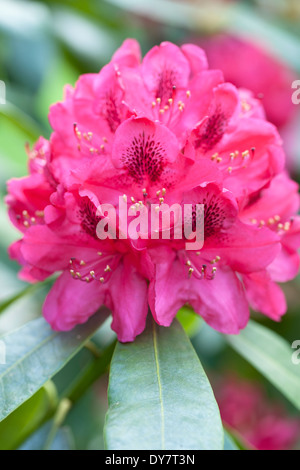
[6,39,300,342]
[216,376,300,450]
[197,34,297,129]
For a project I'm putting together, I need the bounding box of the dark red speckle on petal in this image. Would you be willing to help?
[121,132,166,184]
[195,110,227,152]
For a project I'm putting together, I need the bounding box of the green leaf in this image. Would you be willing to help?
[176,305,202,337]
[226,320,300,410]
[0,280,52,315]
[224,430,239,451]
[0,102,43,142]
[0,381,58,450]
[0,310,108,422]
[105,318,223,450]
[20,422,75,451]
[104,0,228,30]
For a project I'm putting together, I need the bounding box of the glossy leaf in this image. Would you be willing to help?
[0,310,108,422]
[19,422,75,451]
[105,318,223,450]
[0,381,58,450]
[224,430,239,451]
[226,320,300,410]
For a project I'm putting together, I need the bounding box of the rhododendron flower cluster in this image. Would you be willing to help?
[6,40,300,342]
[216,376,300,450]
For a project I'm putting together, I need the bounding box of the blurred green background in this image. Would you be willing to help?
[0,0,299,450]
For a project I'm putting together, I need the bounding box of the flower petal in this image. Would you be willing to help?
[43,271,105,330]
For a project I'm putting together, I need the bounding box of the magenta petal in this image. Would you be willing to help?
[243,272,287,321]
[205,221,281,273]
[108,259,148,342]
[111,117,180,184]
[43,271,105,330]
[142,41,190,98]
[181,43,208,74]
[149,257,249,334]
[111,38,141,67]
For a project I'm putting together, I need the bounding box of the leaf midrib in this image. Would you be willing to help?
[152,320,165,450]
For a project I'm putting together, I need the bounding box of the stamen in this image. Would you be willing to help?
[35,210,44,218]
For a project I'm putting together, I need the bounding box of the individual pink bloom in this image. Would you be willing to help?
[240,172,300,319]
[216,376,300,450]
[198,34,297,129]
[6,39,299,342]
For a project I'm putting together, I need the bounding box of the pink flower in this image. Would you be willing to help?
[197,34,297,129]
[215,376,300,450]
[6,39,300,342]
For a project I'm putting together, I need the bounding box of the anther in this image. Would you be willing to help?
[35,210,44,218]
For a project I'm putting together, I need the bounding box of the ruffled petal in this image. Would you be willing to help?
[108,257,148,342]
[43,271,105,330]
[243,271,287,320]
